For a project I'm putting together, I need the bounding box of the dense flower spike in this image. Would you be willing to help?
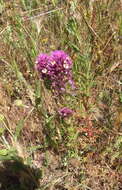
[36,50,74,94]
[58,107,73,118]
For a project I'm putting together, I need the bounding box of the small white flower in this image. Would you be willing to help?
[50,61,56,65]
[63,63,69,69]
[42,68,47,73]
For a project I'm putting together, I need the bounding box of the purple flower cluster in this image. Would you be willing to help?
[36,50,74,94]
[58,107,73,118]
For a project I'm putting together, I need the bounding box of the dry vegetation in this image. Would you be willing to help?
[0,0,122,189]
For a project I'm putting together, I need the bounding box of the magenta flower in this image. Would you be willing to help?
[36,53,50,78]
[50,50,72,69]
[58,107,73,118]
[36,50,74,94]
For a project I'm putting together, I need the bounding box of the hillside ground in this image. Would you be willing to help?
[0,0,122,189]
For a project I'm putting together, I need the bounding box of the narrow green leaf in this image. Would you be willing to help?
[15,119,24,140]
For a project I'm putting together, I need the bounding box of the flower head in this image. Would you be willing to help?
[58,107,73,118]
[36,50,74,94]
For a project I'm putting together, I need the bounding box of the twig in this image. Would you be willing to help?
[0,59,9,65]
[0,25,9,36]
[24,7,63,21]
[102,32,116,52]
[22,4,55,14]
[78,7,104,45]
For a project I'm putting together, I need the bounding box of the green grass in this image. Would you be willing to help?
[0,0,122,189]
